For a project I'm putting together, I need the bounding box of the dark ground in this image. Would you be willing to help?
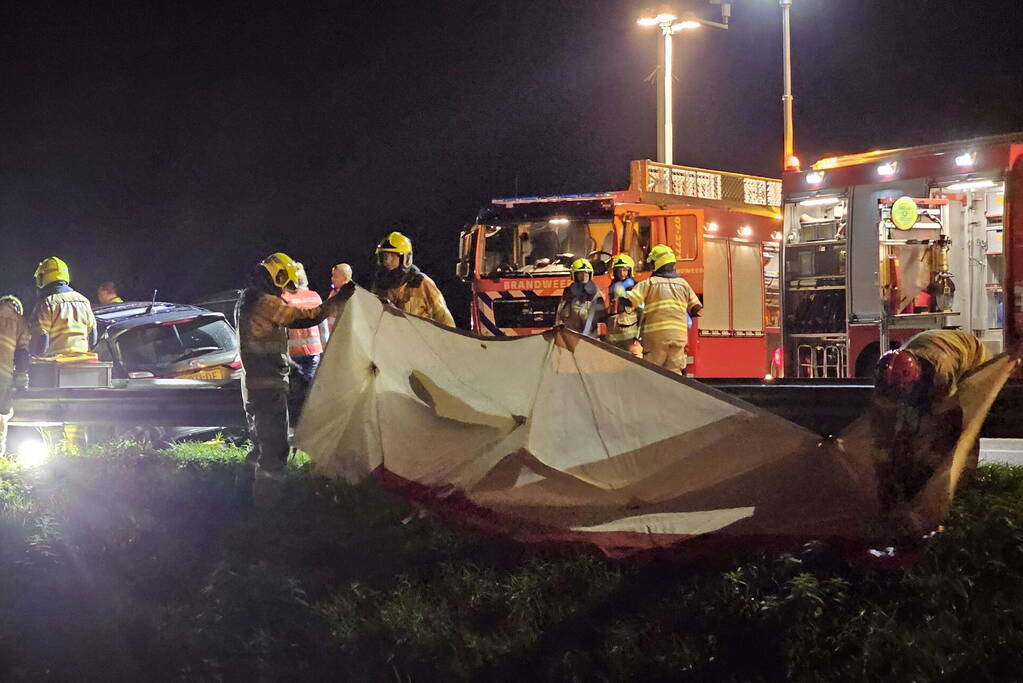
[3,441,1023,681]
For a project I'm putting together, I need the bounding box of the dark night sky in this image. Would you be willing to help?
[2,0,1022,324]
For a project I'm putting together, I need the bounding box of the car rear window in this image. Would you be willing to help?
[117,318,237,370]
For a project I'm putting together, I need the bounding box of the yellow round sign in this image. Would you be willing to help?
[891,196,918,231]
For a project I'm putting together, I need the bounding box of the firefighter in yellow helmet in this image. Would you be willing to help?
[616,245,702,375]
[0,296,30,454]
[372,231,455,327]
[236,251,355,505]
[555,258,606,336]
[603,254,642,356]
[29,257,97,358]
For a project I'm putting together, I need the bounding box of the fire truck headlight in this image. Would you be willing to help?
[877,161,898,177]
[954,152,976,168]
[16,438,49,469]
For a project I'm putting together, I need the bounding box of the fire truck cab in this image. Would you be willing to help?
[457,160,784,377]
[780,132,1023,378]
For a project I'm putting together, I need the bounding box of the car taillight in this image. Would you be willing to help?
[229,358,241,369]
[128,371,156,379]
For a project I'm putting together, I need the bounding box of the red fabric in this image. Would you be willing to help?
[281,288,324,356]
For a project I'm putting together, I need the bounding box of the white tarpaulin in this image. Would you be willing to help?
[296,288,1015,556]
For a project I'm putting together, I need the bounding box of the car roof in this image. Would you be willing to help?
[94,302,227,331]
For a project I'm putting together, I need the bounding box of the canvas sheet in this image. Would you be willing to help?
[296,288,1015,556]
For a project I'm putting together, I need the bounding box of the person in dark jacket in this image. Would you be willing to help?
[555,258,605,336]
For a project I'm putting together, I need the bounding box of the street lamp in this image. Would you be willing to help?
[638,6,729,165]
[779,0,798,170]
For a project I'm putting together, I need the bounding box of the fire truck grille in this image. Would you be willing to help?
[493,297,560,329]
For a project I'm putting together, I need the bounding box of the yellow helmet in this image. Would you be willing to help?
[570,258,594,275]
[260,252,300,291]
[376,231,413,268]
[648,244,676,272]
[34,256,71,288]
[0,295,23,315]
[611,254,635,273]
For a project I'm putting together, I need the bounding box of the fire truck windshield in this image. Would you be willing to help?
[480,220,605,277]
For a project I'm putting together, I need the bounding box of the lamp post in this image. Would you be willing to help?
[780,0,798,170]
[637,13,701,166]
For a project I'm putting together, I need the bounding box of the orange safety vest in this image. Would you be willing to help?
[280,288,325,357]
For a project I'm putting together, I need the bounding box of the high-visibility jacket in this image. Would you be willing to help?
[624,273,702,339]
[30,284,96,355]
[902,329,991,396]
[280,287,327,357]
[604,277,640,344]
[376,267,454,327]
[0,304,30,384]
[236,288,347,391]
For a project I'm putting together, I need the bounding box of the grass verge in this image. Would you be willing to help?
[2,441,1023,681]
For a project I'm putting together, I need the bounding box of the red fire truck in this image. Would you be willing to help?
[456,160,784,377]
[780,132,1023,378]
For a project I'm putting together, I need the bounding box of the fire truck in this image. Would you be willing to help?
[456,160,784,377]
[780,132,1023,378]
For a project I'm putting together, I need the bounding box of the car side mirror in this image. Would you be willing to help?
[456,260,470,282]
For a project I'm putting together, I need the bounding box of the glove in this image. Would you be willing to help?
[610,283,626,299]
[13,372,28,390]
[335,280,356,303]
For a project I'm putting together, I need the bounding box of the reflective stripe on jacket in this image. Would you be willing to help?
[0,306,29,383]
[31,289,96,355]
[281,287,325,357]
[625,275,701,338]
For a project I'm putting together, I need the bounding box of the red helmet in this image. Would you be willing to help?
[876,349,929,400]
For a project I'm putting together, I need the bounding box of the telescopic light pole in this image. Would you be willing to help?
[637,13,701,166]
[780,0,798,170]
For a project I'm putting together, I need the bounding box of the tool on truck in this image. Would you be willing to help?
[456,160,784,378]
[780,132,1023,378]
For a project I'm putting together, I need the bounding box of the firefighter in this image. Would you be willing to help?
[236,252,355,505]
[555,258,606,336]
[280,262,329,385]
[603,254,642,356]
[30,257,97,358]
[372,232,454,327]
[30,257,96,451]
[96,281,123,304]
[0,296,30,455]
[870,329,991,520]
[617,245,702,375]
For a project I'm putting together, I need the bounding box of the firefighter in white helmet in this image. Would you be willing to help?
[616,245,702,375]
[0,296,29,455]
[372,232,454,327]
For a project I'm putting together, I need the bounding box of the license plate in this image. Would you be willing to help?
[180,366,230,380]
